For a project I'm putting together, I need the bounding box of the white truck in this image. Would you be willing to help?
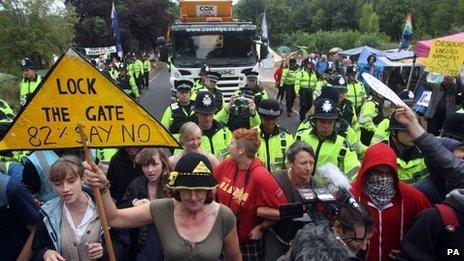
[158,0,267,100]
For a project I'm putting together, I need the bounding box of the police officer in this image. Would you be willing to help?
[280,58,298,117]
[346,65,366,115]
[255,99,294,173]
[359,90,390,145]
[235,70,268,108]
[191,71,225,111]
[371,89,416,144]
[294,60,318,122]
[161,80,195,134]
[387,111,428,183]
[116,63,140,99]
[19,58,42,105]
[192,64,210,92]
[298,87,364,158]
[0,99,14,123]
[133,53,145,91]
[142,54,151,89]
[192,91,232,157]
[295,98,360,178]
[216,83,260,131]
[328,75,357,127]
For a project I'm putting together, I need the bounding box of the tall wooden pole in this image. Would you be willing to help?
[78,124,116,261]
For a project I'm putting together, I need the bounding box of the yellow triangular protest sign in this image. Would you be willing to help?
[0,48,180,151]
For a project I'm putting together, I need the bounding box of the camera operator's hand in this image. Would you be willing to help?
[249,100,256,115]
[226,96,236,113]
[249,225,264,240]
[389,249,400,259]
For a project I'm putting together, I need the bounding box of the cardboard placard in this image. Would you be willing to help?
[0,48,180,151]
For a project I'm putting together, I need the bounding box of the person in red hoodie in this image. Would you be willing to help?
[214,128,288,261]
[350,142,431,261]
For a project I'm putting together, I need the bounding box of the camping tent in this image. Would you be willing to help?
[414,32,464,57]
[339,46,383,56]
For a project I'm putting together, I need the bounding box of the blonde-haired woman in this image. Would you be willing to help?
[170,121,220,169]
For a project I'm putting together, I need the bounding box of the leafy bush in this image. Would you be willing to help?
[272,30,395,53]
[0,73,20,111]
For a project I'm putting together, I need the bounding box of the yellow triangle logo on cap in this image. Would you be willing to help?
[193,161,211,174]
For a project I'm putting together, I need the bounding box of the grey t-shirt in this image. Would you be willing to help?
[150,198,235,261]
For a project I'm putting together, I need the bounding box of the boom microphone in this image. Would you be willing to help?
[317,163,361,211]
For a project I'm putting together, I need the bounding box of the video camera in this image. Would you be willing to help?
[280,187,340,226]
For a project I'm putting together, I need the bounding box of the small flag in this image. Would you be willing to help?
[111,2,123,59]
[398,13,413,51]
[261,11,269,45]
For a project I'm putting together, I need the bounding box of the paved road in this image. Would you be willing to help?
[141,68,301,134]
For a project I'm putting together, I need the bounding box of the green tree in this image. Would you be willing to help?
[375,0,413,41]
[234,0,265,26]
[358,3,379,33]
[312,9,327,31]
[0,0,76,75]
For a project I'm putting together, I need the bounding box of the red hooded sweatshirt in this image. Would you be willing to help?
[351,143,431,261]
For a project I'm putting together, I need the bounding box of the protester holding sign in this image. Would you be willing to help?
[32,156,104,261]
[424,76,463,135]
[84,152,242,261]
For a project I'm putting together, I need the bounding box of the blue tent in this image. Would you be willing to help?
[339,46,383,57]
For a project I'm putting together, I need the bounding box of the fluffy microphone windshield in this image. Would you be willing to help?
[316,163,351,193]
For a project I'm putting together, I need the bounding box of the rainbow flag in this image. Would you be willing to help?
[398,13,413,51]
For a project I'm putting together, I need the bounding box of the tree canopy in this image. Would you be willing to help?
[234,0,464,50]
[0,0,76,75]
[65,0,175,53]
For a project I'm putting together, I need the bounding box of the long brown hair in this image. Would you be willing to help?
[135,148,171,199]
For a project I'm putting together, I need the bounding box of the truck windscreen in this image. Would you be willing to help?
[173,33,256,66]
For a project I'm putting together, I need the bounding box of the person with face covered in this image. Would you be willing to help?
[350,142,431,261]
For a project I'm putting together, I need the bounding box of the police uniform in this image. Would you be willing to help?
[359,94,385,145]
[294,61,318,122]
[280,59,298,116]
[161,80,195,134]
[370,90,415,144]
[190,71,225,112]
[19,58,42,104]
[295,99,360,178]
[116,63,140,99]
[216,71,263,131]
[346,66,366,114]
[387,112,428,183]
[0,100,14,123]
[142,56,151,89]
[173,91,232,157]
[133,56,145,90]
[191,64,210,94]
[255,99,294,173]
